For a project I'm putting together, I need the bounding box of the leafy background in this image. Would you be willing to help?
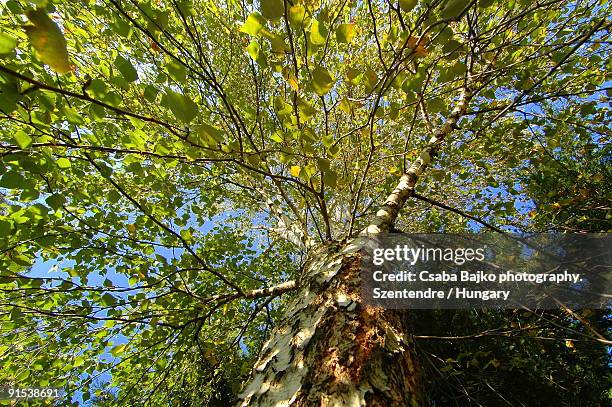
[0,0,610,405]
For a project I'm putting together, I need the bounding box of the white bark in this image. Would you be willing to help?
[363,87,473,235]
[237,239,421,406]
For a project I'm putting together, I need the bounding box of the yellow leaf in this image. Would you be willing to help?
[240,13,266,36]
[288,73,299,91]
[24,9,72,74]
[339,97,351,114]
[312,65,334,96]
[389,166,402,176]
[336,24,356,44]
[310,19,327,46]
[290,166,301,177]
[289,5,306,27]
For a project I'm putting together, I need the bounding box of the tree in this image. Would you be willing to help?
[0,0,609,405]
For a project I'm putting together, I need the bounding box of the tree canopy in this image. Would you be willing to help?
[0,0,610,405]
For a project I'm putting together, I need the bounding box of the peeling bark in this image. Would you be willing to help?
[237,240,422,406]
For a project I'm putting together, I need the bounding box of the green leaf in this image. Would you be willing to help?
[246,40,260,61]
[16,369,30,381]
[440,0,470,20]
[266,34,288,53]
[247,40,268,67]
[154,11,170,30]
[90,104,106,119]
[246,154,261,166]
[0,79,19,113]
[240,13,266,36]
[144,85,159,102]
[288,5,306,27]
[260,0,284,20]
[442,39,463,54]
[12,253,32,267]
[63,107,83,124]
[0,32,18,54]
[9,307,23,321]
[73,356,85,367]
[102,91,122,107]
[101,293,117,307]
[303,164,316,180]
[449,62,467,76]
[312,65,334,96]
[434,26,454,44]
[273,96,291,116]
[110,344,126,357]
[164,89,198,124]
[0,220,11,236]
[316,158,331,172]
[114,55,138,82]
[402,68,426,92]
[270,131,284,143]
[24,9,72,73]
[166,60,187,83]
[111,18,131,37]
[13,131,33,149]
[56,158,71,169]
[399,0,418,12]
[88,79,107,98]
[310,19,327,46]
[0,172,25,189]
[336,24,356,44]
[46,194,65,210]
[346,68,363,85]
[322,170,338,187]
[364,69,378,92]
[195,123,224,146]
[180,229,193,243]
[297,98,317,121]
[428,97,446,113]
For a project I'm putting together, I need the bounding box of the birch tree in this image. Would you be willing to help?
[0,0,609,405]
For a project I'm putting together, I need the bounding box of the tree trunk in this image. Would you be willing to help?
[237,239,422,406]
[238,87,473,406]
